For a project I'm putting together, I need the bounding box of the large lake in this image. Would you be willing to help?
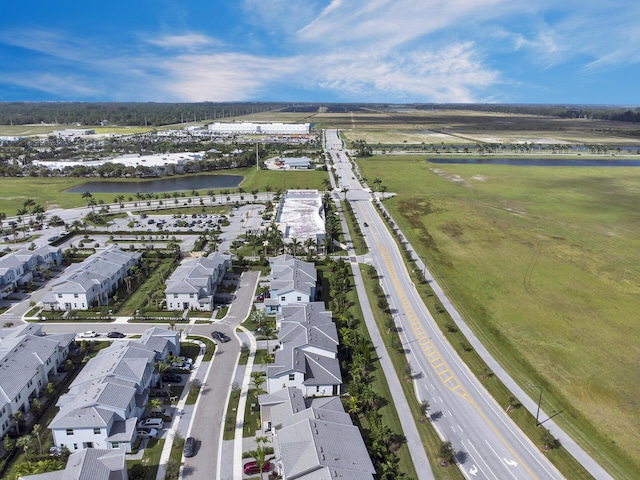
[66,175,243,194]
[428,158,640,167]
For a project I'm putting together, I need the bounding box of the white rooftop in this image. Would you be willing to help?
[276,190,325,242]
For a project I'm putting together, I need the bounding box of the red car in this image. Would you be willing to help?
[243,460,271,475]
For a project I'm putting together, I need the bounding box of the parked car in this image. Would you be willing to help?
[149,408,168,418]
[107,331,126,338]
[139,418,163,429]
[183,436,196,457]
[211,331,230,343]
[136,428,158,439]
[244,460,272,475]
[162,373,182,383]
[78,331,99,338]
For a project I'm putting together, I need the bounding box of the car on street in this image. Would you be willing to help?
[211,331,230,343]
[136,428,158,439]
[243,460,271,475]
[183,436,196,457]
[162,373,182,383]
[78,331,99,338]
[363,222,369,227]
[107,331,126,338]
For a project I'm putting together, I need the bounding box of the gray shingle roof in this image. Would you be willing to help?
[63,448,127,480]
[263,388,375,480]
[0,325,71,403]
[270,255,317,297]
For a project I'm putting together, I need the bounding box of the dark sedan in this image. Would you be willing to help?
[211,331,231,343]
[107,331,126,338]
[162,374,182,383]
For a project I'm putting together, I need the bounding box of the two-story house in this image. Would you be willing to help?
[258,387,375,479]
[49,327,176,453]
[267,302,341,397]
[0,324,73,438]
[265,254,317,313]
[165,252,231,311]
[43,245,141,311]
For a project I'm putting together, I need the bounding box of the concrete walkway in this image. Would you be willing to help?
[335,199,435,479]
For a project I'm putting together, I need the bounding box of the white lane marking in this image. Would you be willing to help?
[485,441,518,480]
[464,439,499,480]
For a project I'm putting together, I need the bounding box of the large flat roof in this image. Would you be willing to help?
[276,190,325,242]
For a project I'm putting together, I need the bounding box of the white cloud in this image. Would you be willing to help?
[145,33,219,49]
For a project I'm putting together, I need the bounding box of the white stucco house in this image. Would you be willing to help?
[42,245,141,311]
[0,324,74,438]
[265,254,317,314]
[18,448,128,480]
[164,252,231,311]
[0,245,62,299]
[258,387,375,479]
[266,302,341,397]
[49,327,177,453]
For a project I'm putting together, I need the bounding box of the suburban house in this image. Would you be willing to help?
[0,324,74,439]
[42,245,141,311]
[18,448,128,480]
[164,252,231,311]
[265,254,317,314]
[266,302,342,397]
[258,387,375,479]
[274,190,326,246]
[49,327,176,453]
[0,245,63,299]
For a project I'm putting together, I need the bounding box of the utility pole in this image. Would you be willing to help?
[531,385,562,426]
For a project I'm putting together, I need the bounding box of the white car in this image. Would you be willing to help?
[136,428,158,439]
[78,331,99,338]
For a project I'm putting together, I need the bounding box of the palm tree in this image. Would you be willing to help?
[288,237,301,257]
[155,361,170,387]
[245,436,271,479]
[250,372,266,395]
[81,191,93,207]
[146,397,164,416]
[207,190,216,205]
[32,423,43,455]
[260,324,275,354]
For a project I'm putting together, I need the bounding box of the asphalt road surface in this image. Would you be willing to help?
[326,129,565,480]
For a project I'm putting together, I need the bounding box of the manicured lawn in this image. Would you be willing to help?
[126,438,164,480]
[356,155,640,479]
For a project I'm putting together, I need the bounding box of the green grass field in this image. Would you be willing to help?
[356,155,640,479]
[0,168,328,216]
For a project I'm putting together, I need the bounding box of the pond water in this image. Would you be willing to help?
[66,175,243,194]
[428,158,640,167]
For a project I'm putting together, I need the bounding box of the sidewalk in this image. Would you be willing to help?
[155,339,208,480]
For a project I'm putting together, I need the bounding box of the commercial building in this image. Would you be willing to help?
[275,190,325,246]
[208,122,310,135]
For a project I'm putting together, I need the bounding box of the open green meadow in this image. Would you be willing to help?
[0,168,328,215]
[356,155,640,478]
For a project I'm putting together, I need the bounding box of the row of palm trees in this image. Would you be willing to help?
[326,259,408,479]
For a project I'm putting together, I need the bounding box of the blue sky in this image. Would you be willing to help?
[0,0,638,104]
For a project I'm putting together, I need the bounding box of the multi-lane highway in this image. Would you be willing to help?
[326,129,566,480]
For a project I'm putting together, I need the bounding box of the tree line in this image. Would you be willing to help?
[0,102,288,127]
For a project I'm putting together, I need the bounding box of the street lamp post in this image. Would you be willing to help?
[531,385,562,426]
